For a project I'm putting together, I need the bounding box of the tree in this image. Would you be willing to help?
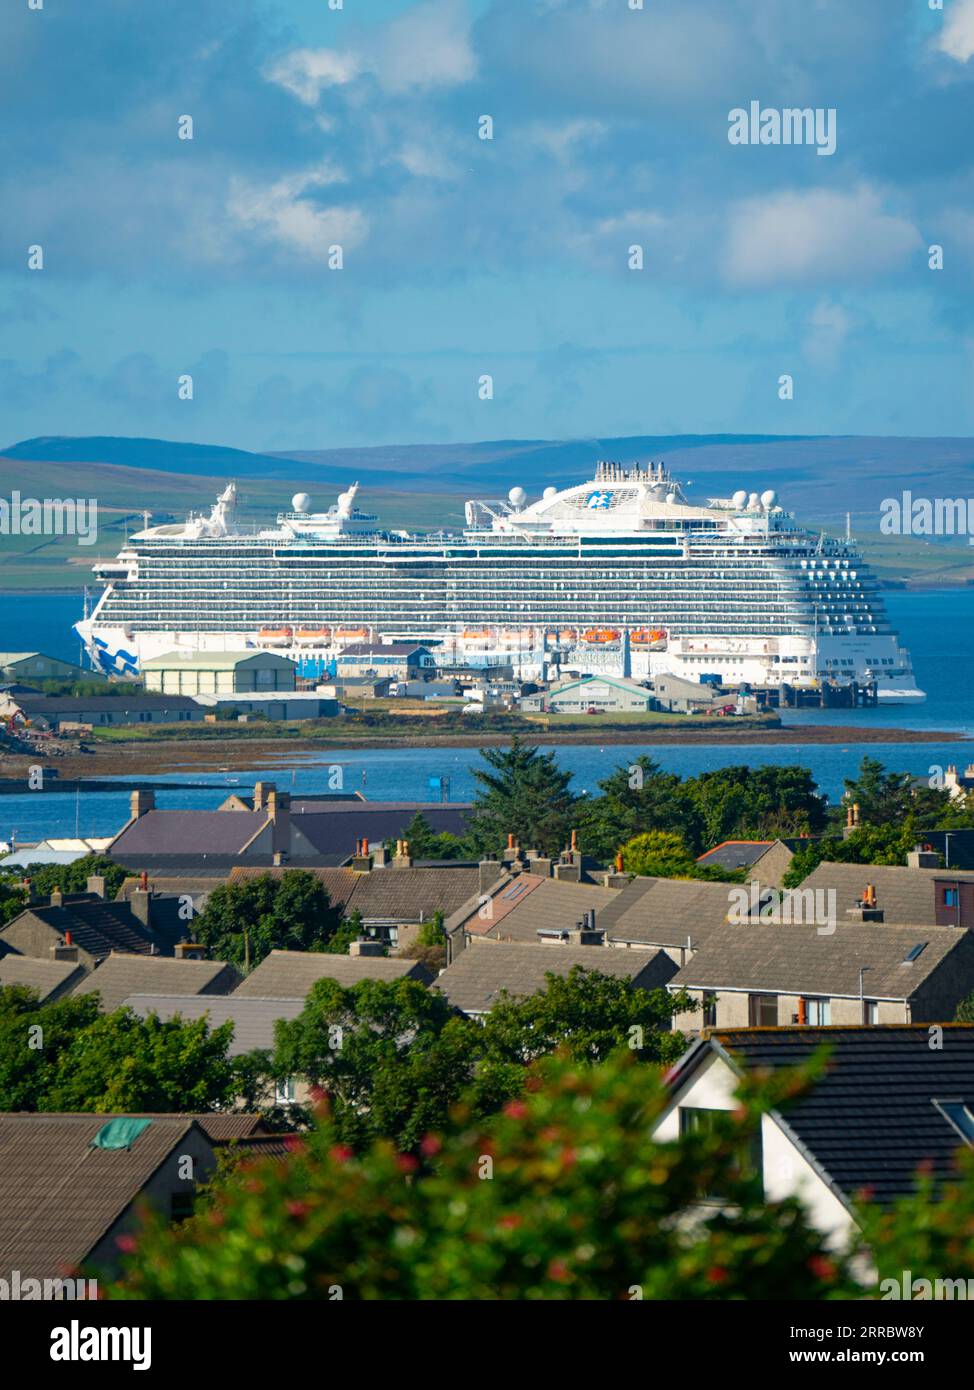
[687,765,827,845]
[193,871,343,971]
[399,910,447,972]
[108,1048,856,1300]
[0,986,238,1113]
[619,829,700,879]
[383,812,469,861]
[841,756,934,828]
[576,756,699,860]
[3,853,129,911]
[782,821,934,888]
[466,737,576,857]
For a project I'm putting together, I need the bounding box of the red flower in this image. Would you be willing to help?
[503,1100,528,1119]
[498,1213,522,1230]
[397,1153,420,1173]
[115,1234,138,1254]
[807,1255,836,1281]
[287,1201,310,1220]
[560,1147,578,1168]
[328,1144,354,1163]
[705,1266,728,1284]
[420,1134,442,1156]
[283,1135,306,1155]
[547,1259,571,1282]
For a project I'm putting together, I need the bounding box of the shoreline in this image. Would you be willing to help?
[0,723,964,781]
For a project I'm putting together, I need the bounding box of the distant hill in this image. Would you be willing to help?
[2,432,973,591]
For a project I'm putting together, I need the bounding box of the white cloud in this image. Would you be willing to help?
[724,187,921,286]
[227,165,368,261]
[266,0,475,105]
[936,0,974,63]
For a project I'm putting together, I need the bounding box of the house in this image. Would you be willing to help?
[107,787,294,862]
[796,859,974,929]
[0,651,101,683]
[650,673,728,714]
[521,674,655,714]
[284,801,472,862]
[233,948,432,998]
[334,642,434,681]
[122,993,306,1055]
[0,1113,222,1281]
[593,875,741,961]
[0,953,87,1002]
[0,692,203,732]
[433,937,677,1018]
[943,763,974,803]
[193,693,341,720]
[141,650,296,695]
[229,860,481,949]
[695,838,799,887]
[0,888,184,970]
[655,1025,974,1248]
[71,951,242,1013]
[446,873,621,956]
[667,921,974,1029]
[116,872,224,914]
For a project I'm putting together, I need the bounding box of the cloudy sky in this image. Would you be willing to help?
[2,0,974,450]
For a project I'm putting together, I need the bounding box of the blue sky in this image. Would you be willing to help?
[2,0,974,451]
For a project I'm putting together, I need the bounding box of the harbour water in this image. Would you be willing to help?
[0,587,968,844]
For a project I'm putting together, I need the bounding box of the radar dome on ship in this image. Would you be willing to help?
[543,486,558,500]
[508,486,527,508]
[731,489,748,509]
[760,489,777,509]
[292,493,311,513]
[665,492,676,506]
[748,492,760,509]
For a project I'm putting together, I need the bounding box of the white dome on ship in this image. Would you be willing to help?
[665,492,676,506]
[508,486,527,508]
[748,492,760,509]
[543,487,558,500]
[292,492,311,513]
[731,489,747,509]
[760,489,777,509]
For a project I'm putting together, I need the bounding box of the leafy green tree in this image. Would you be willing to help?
[8,853,129,905]
[576,756,699,860]
[956,992,974,1023]
[782,821,934,888]
[688,765,827,845]
[108,1048,856,1301]
[193,871,343,971]
[466,736,576,857]
[620,829,700,879]
[383,812,469,861]
[842,756,937,827]
[0,986,101,1110]
[322,909,388,957]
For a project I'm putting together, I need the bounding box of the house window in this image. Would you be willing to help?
[679,1107,764,1191]
[170,1192,195,1223]
[702,992,717,1028]
[944,888,959,908]
[807,997,831,1026]
[748,993,778,1026]
[275,1076,297,1105]
[862,999,878,1025]
[933,1100,974,1144]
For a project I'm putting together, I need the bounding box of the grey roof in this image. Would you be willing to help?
[11,694,200,714]
[293,805,471,855]
[667,1026,974,1207]
[0,954,87,1002]
[123,993,307,1054]
[669,922,974,1000]
[117,875,225,902]
[594,876,737,947]
[336,642,428,657]
[797,861,974,927]
[434,939,677,1015]
[141,651,292,669]
[0,1113,205,1279]
[234,949,430,998]
[468,876,620,942]
[0,900,163,962]
[110,809,268,857]
[696,840,776,870]
[228,863,480,922]
[73,954,241,1013]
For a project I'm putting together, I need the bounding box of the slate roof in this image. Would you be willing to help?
[72,954,241,1013]
[110,853,348,873]
[228,863,480,922]
[122,994,306,1054]
[110,810,269,857]
[594,875,737,948]
[696,840,776,870]
[670,1025,974,1206]
[0,901,163,962]
[117,875,225,902]
[0,954,87,1002]
[796,861,974,927]
[293,805,472,856]
[234,949,431,998]
[0,1113,205,1279]
[434,939,677,1014]
[468,875,620,941]
[669,922,974,999]
[13,695,200,714]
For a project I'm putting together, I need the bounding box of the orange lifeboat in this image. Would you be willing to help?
[334,626,369,642]
[258,625,293,645]
[295,625,331,643]
[630,627,668,647]
[463,627,492,640]
[582,627,621,644]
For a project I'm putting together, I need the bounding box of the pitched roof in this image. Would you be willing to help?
[110,810,269,857]
[594,875,736,947]
[141,651,292,669]
[696,840,777,870]
[122,994,306,1054]
[228,863,480,922]
[72,954,241,1013]
[0,954,87,1002]
[472,875,620,941]
[670,1025,974,1206]
[669,922,974,1000]
[116,875,225,902]
[0,900,162,962]
[336,642,428,656]
[234,949,430,998]
[435,940,676,1014]
[293,805,471,856]
[796,861,974,927]
[0,1113,204,1279]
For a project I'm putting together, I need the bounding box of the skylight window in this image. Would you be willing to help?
[903,942,927,963]
[933,1100,974,1145]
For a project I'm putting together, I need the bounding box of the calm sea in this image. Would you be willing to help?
[0,587,967,843]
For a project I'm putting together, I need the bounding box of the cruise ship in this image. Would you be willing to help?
[75,461,924,702]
